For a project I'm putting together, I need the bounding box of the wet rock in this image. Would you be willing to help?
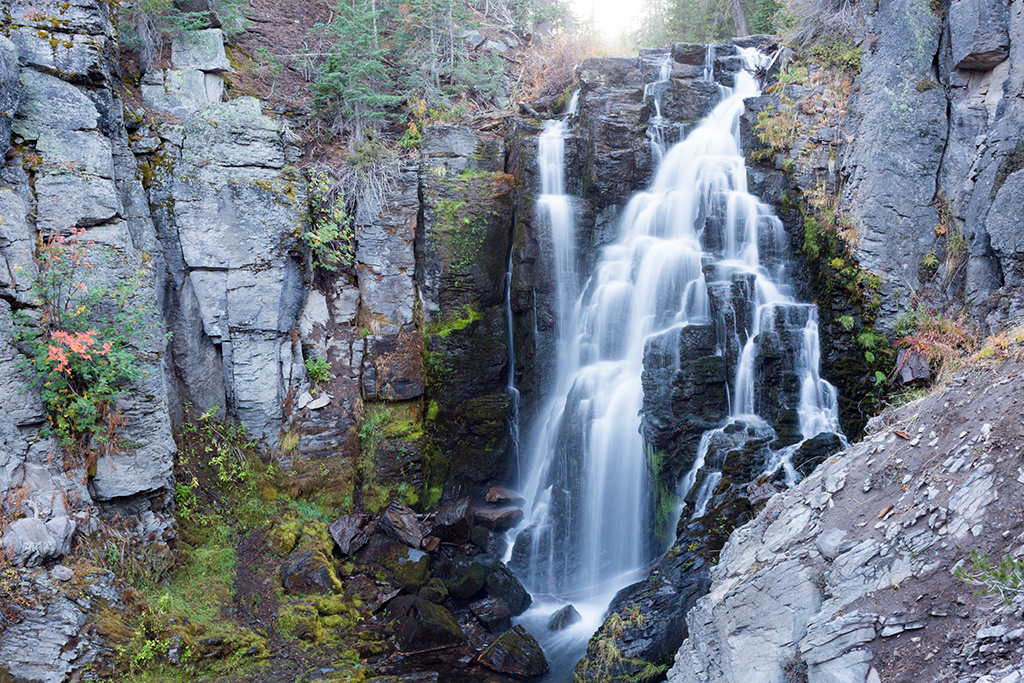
[548,605,582,631]
[485,487,526,507]
[360,538,432,591]
[478,625,549,677]
[671,43,707,66]
[430,497,474,544]
[280,548,342,595]
[418,578,449,604]
[437,558,490,600]
[329,514,370,556]
[385,596,466,651]
[470,597,512,633]
[486,562,531,616]
[792,432,844,478]
[377,501,425,548]
[473,505,524,531]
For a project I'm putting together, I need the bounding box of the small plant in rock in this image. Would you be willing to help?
[305,356,331,386]
[13,228,159,454]
[955,550,1024,603]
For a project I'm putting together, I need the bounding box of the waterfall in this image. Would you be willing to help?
[508,46,843,680]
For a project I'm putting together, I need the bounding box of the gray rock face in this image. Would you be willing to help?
[949,0,1010,70]
[0,37,19,160]
[841,0,946,326]
[150,96,306,446]
[171,28,231,72]
[667,385,1011,683]
[0,0,175,577]
[0,567,126,682]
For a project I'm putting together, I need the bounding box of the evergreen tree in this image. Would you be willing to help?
[313,0,403,143]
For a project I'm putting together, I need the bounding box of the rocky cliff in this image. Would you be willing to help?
[668,341,1024,683]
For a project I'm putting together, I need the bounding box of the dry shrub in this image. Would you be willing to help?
[512,32,608,104]
[782,0,860,46]
[896,308,977,381]
[974,320,1024,363]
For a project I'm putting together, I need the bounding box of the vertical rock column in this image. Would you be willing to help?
[144,30,307,449]
[1,0,176,563]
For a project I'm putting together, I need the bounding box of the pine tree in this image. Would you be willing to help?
[313,0,402,143]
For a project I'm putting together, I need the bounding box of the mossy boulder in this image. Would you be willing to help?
[384,595,466,651]
[278,603,325,642]
[479,625,548,677]
[280,548,343,595]
[358,536,431,591]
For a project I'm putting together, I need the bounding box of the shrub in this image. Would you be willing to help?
[955,550,1024,603]
[305,356,330,385]
[304,170,356,272]
[13,229,159,452]
[992,139,1024,199]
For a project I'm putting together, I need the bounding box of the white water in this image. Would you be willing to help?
[509,47,843,679]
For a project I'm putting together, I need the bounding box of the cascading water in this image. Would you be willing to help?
[508,46,843,680]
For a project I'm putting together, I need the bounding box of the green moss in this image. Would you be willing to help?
[278,603,325,642]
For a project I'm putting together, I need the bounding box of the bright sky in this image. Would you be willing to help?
[570,0,644,39]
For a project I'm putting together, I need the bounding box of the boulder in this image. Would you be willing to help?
[548,604,582,631]
[359,538,431,591]
[280,548,342,595]
[895,348,931,386]
[485,487,526,507]
[329,514,370,555]
[470,597,512,633]
[478,625,549,677]
[949,0,1010,70]
[474,506,524,531]
[430,497,474,544]
[385,596,466,651]
[486,562,531,616]
[0,516,75,568]
[437,558,490,600]
[377,500,425,548]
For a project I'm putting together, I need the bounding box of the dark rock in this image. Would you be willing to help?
[430,497,474,544]
[659,79,722,122]
[478,625,548,677]
[486,561,531,616]
[356,536,432,591]
[469,597,512,633]
[364,332,426,400]
[730,34,776,49]
[280,548,340,595]
[671,43,707,66]
[385,596,467,651]
[485,487,526,507]
[377,501,425,548]
[437,558,490,600]
[329,514,370,556]
[473,505,524,531]
[548,604,582,631]
[418,577,449,604]
[896,348,932,386]
[792,432,844,478]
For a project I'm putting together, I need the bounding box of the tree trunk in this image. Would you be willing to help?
[730,0,749,36]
